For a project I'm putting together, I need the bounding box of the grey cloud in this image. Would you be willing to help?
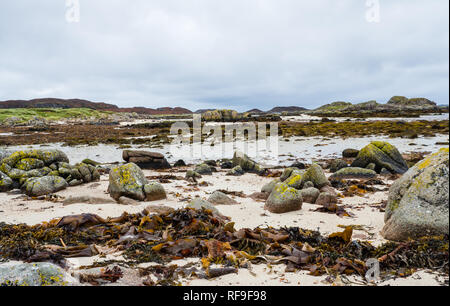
[0,0,448,111]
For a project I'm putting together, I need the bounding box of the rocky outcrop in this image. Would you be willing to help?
[265,182,303,213]
[202,109,240,122]
[387,96,438,111]
[381,148,449,241]
[0,149,100,195]
[351,141,408,174]
[122,150,170,170]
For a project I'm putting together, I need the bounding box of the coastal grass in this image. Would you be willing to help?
[0,108,114,123]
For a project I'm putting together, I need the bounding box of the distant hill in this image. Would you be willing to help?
[0,98,118,110]
[268,106,308,113]
[0,98,192,115]
[246,108,264,113]
[109,107,192,115]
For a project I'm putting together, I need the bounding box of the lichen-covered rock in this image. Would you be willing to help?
[303,164,330,188]
[0,171,13,192]
[194,163,213,175]
[108,163,148,201]
[207,191,238,205]
[187,198,219,214]
[285,170,305,189]
[300,187,320,204]
[381,148,449,241]
[1,149,69,168]
[280,167,298,182]
[342,148,359,158]
[22,176,68,196]
[0,150,12,164]
[227,165,245,176]
[232,151,265,174]
[0,261,77,286]
[21,168,52,180]
[330,167,377,180]
[58,167,72,178]
[15,158,45,171]
[351,141,408,174]
[261,179,280,194]
[144,182,167,201]
[265,183,303,213]
[329,159,348,173]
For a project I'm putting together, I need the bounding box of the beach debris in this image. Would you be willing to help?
[0,207,447,284]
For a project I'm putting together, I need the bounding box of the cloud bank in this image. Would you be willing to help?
[0,0,448,111]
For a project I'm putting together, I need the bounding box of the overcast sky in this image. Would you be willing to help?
[0,1,448,111]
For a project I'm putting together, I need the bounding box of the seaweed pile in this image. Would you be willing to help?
[0,207,448,284]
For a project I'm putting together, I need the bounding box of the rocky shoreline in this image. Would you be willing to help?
[0,137,448,286]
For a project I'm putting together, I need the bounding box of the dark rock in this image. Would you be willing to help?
[174,159,187,167]
[329,159,348,173]
[342,149,359,158]
[122,150,171,169]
